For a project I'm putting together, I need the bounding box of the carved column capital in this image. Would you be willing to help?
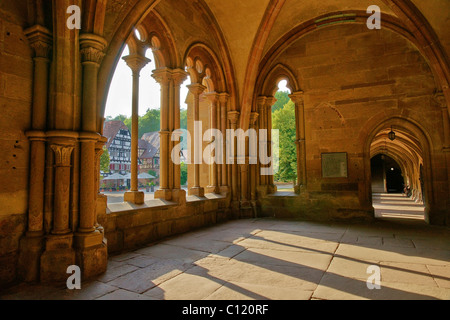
[123,54,151,75]
[265,96,278,108]
[152,68,173,86]
[80,33,108,65]
[51,145,74,167]
[218,93,230,105]
[24,25,52,59]
[256,96,267,111]
[187,83,207,96]
[434,91,447,109]
[250,112,259,127]
[289,91,305,105]
[204,92,219,105]
[228,111,240,126]
[171,69,189,87]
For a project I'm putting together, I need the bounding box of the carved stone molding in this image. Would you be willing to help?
[228,111,240,126]
[250,112,259,127]
[80,34,108,65]
[24,25,52,59]
[433,91,447,109]
[124,54,151,75]
[171,69,189,87]
[256,96,267,110]
[51,145,74,167]
[218,93,230,105]
[187,83,207,96]
[289,91,305,105]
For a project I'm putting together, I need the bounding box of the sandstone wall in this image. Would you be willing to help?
[0,4,33,287]
[260,24,447,222]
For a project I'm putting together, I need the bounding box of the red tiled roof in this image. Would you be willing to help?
[139,139,159,159]
[103,121,130,148]
[141,132,160,149]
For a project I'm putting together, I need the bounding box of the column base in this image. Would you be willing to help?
[189,187,205,197]
[240,200,253,219]
[206,185,221,194]
[268,185,278,194]
[171,189,186,205]
[17,233,44,282]
[96,194,108,230]
[75,230,104,249]
[250,200,259,218]
[294,185,307,194]
[124,191,145,205]
[40,234,75,283]
[220,186,230,196]
[75,240,108,281]
[230,200,241,219]
[154,189,172,201]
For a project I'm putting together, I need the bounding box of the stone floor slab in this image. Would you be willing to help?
[426,265,450,289]
[106,260,191,294]
[380,262,437,287]
[204,281,314,300]
[143,269,225,300]
[312,273,450,300]
[1,218,449,301]
[96,289,157,300]
[135,243,210,263]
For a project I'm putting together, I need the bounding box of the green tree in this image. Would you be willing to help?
[100,147,110,173]
[138,108,160,138]
[180,162,188,186]
[272,91,290,113]
[272,99,297,183]
[180,109,188,130]
[111,114,129,122]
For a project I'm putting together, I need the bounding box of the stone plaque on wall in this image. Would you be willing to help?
[322,153,348,178]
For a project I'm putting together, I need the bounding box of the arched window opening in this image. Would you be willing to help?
[272,80,297,192]
[101,40,161,202]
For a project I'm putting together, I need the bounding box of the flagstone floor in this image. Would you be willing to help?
[1,213,449,300]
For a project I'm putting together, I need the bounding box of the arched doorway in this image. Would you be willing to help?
[367,119,431,222]
[371,154,405,194]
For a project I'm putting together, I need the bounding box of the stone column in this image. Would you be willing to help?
[434,92,450,150]
[24,26,52,235]
[171,69,189,202]
[266,97,277,190]
[18,25,52,282]
[219,93,230,194]
[206,93,220,194]
[95,136,108,232]
[78,34,106,235]
[188,84,207,197]
[290,92,307,194]
[249,112,260,205]
[39,132,78,283]
[228,111,240,202]
[256,97,267,187]
[50,141,75,235]
[123,54,150,204]
[434,91,450,211]
[153,68,173,200]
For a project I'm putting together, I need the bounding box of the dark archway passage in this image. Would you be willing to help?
[371,154,405,194]
[368,123,428,222]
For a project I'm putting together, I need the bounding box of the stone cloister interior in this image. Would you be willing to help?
[0,0,449,300]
